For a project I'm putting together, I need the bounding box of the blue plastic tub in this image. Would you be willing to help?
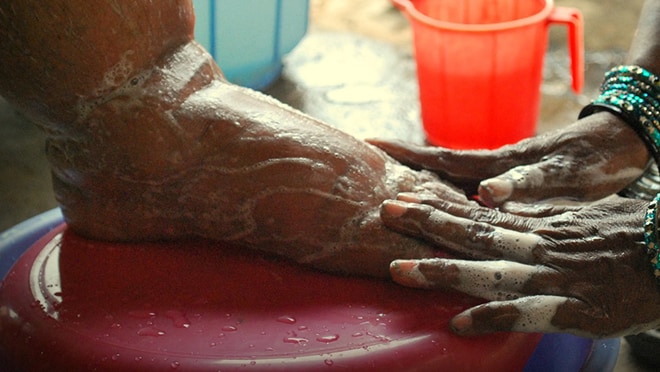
[192,0,310,90]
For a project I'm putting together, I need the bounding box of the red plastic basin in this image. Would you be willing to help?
[0,223,541,371]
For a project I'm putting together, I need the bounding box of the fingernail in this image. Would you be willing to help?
[396,192,421,203]
[390,259,417,272]
[479,178,513,206]
[451,314,473,334]
[390,260,431,288]
[382,200,408,217]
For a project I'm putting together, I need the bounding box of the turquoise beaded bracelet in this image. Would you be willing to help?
[579,65,660,166]
[580,65,660,281]
[645,194,660,278]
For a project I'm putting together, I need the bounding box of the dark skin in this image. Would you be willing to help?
[381,193,660,338]
[369,0,660,338]
[369,113,648,207]
[0,0,468,278]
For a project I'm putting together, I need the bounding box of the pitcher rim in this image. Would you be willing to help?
[392,0,555,32]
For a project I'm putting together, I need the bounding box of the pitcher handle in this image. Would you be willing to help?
[548,7,585,94]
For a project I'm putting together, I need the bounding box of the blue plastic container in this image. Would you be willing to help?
[192,0,310,90]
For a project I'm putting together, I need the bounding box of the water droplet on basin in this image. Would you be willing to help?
[165,310,191,328]
[129,310,156,319]
[316,334,339,343]
[276,315,296,325]
[137,326,166,337]
[221,325,238,332]
[283,337,309,344]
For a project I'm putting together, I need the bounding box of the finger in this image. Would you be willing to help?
[477,163,544,207]
[381,200,542,262]
[412,179,472,206]
[478,155,646,208]
[366,139,527,193]
[394,192,538,232]
[499,200,584,217]
[390,258,612,337]
[395,192,481,216]
[366,139,453,171]
[390,258,541,302]
[450,295,573,336]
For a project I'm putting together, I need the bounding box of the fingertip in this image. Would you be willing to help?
[450,313,474,335]
[364,138,401,150]
[364,138,386,146]
[395,192,422,203]
[478,177,513,207]
[381,200,409,218]
[390,259,431,288]
[390,259,416,281]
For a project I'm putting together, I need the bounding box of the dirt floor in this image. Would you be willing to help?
[310,0,644,51]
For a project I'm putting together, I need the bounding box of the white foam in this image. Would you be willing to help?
[491,228,542,263]
[510,295,563,332]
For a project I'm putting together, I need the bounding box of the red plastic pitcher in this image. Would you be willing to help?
[393,0,583,149]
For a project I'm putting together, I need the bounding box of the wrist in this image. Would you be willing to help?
[580,65,660,200]
[579,65,660,166]
[581,109,646,147]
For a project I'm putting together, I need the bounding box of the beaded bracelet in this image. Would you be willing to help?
[579,65,660,282]
[579,65,660,166]
[645,193,660,278]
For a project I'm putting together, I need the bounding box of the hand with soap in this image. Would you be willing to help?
[369,112,649,207]
[373,0,660,338]
[380,192,660,338]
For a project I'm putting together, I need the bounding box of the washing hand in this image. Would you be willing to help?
[369,112,649,207]
[379,192,660,338]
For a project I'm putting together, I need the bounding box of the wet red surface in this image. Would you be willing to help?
[0,224,540,371]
